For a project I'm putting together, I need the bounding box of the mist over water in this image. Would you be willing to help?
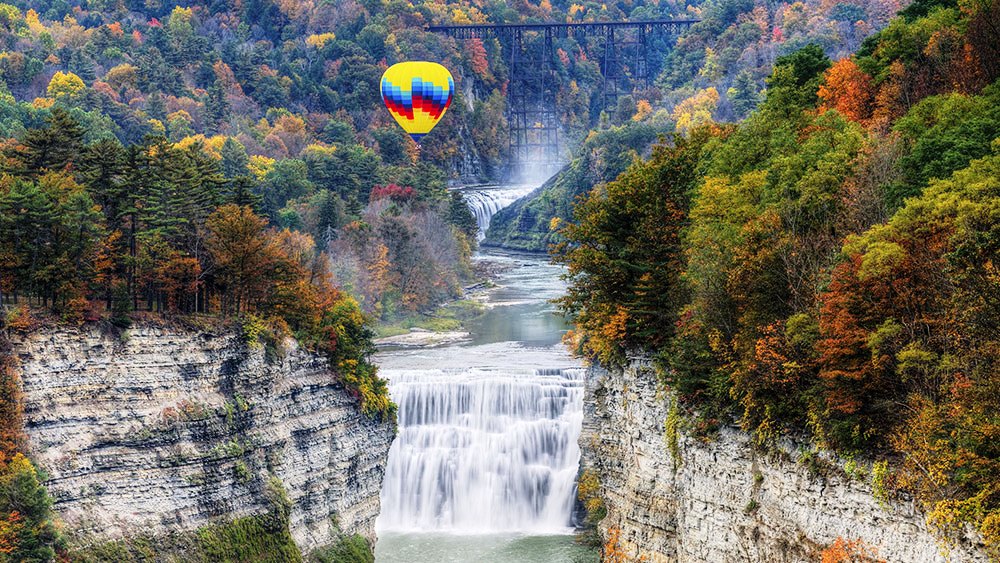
[510,159,564,188]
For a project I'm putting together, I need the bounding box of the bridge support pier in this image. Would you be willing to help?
[508,28,560,180]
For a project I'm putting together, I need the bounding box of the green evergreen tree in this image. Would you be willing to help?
[727,70,761,118]
[315,190,344,246]
[69,50,97,82]
[146,91,166,121]
[225,175,264,213]
[763,44,831,115]
[15,108,85,174]
[345,193,363,219]
[205,81,230,133]
[446,191,478,239]
[78,138,128,224]
[0,180,57,299]
[220,137,249,179]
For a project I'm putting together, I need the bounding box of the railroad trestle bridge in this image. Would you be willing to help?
[428,19,698,176]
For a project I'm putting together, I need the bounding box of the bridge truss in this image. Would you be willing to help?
[428,20,698,178]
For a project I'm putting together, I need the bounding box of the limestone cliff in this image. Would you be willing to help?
[13,325,394,555]
[579,358,988,563]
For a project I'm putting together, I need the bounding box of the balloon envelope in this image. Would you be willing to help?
[380,61,454,143]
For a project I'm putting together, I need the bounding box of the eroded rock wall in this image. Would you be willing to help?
[580,358,988,562]
[14,325,394,554]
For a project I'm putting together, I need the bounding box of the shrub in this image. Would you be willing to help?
[820,537,884,563]
[234,461,251,483]
[241,313,268,349]
[0,453,60,562]
[871,460,891,507]
[3,306,36,333]
[576,468,607,547]
[309,534,374,563]
[665,401,682,470]
[73,512,303,562]
[195,514,302,563]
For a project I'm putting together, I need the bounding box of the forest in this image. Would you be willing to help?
[487,0,904,249]
[556,0,1000,556]
[0,0,991,558]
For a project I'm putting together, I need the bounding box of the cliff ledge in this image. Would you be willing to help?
[15,324,393,555]
[580,358,988,562]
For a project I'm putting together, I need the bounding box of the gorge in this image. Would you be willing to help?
[7,181,991,562]
[0,0,995,557]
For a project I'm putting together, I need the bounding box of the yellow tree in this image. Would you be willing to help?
[672,87,719,135]
[633,99,653,121]
[46,71,85,100]
[366,243,392,316]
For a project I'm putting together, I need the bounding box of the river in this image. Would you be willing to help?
[373,188,595,561]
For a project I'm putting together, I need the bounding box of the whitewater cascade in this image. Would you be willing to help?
[460,185,536,238]
[377,366,585,533]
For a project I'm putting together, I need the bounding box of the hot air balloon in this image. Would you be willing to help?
[380,61,454,143]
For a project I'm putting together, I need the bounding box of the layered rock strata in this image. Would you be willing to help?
[15,325,394,553]
[580,358,987,562]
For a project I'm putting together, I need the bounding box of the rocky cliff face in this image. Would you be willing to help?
[580,359,988,563]
[14,325,394,554]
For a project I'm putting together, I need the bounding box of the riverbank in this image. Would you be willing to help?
[372,253,516,348]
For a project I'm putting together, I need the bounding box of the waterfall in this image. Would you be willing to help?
[460,185,537,239]
[377,366,585,534]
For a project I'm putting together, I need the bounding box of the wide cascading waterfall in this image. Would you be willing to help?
[377,366,584,533]
[459,185,536,238]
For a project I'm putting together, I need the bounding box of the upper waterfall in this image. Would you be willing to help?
[459,185,536,239]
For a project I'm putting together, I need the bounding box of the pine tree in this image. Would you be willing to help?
[0,181,58,303]
[146,91,166,121]
[78,138,128,223]
[727,70,761,118]
[315,190,344,246]
[69,51,97,82]
[219,137,249,179]
[157,144,226,255]
[78,138,130,306]
[345,193,363,219]
[205,81,230,133]
[224,176,263,212]
[15,108,85,174]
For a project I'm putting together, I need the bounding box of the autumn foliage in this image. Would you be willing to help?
[820,537,885,563]
[556,1,1000,554]
[369,184,415,203]
[818,59,875,124]
[554,131,710,365]
[204,204,393,418]
[0,336,59,561]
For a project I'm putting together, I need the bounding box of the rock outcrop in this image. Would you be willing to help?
[14,325,394,554]
[580,358,988,563]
